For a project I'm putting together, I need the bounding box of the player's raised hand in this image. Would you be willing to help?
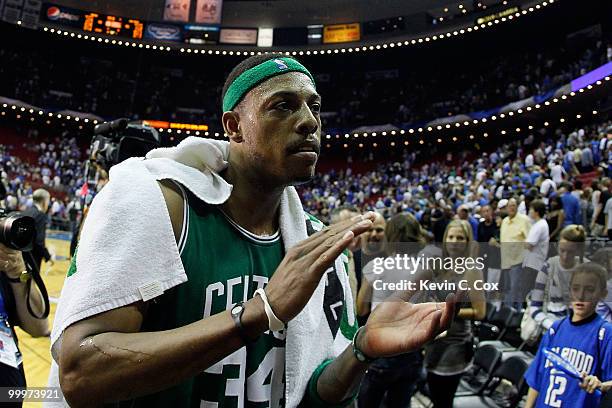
[356,293,457,358]
[264,212,377,323]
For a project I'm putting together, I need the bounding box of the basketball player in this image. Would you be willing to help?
[55,54,456,407]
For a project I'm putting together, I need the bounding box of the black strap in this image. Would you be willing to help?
[21,252,50,319]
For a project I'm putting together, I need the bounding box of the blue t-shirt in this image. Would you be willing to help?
[524,314,612,408]
[561,192,581,226]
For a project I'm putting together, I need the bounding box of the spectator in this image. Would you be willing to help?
[500,198,532,307]
[546,195,565,242]
[604,193,612,240]
[559,182,582,227]
[550,160,566,186]
[457,204,479,240]
[478,204,502,307]
[424,220,486,408]
[358,214,428,408]
[21,188,53,272]
[591,178,611,236]
[355,211,386,323]
[528,225,586,330]
[582,143,594,171]
[524,263,612,408]
[539,174,557,199]
[591,247,612,322]
[522,200,550,301]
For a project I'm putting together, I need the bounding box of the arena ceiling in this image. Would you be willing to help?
[55,0,459,27]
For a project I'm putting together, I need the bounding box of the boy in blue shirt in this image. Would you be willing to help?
[524,262,612,407]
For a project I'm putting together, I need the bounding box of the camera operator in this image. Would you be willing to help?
[21,189,53,272]
[0,243,49,390]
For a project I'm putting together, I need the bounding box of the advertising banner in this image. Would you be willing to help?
[219,28,257,45]
[144,22,182,41]
[323,23,360,44]
[195,0,222,25]
[183,23,219,44]
[42,3,83,26]
[257,27,273,47]
[163,0,190,22]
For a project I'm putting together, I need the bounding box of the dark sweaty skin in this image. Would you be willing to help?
[58,72,456,407]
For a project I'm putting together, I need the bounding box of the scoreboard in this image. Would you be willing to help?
[83,12,144,39]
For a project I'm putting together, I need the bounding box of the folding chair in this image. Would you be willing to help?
[453,356,529,408]
[456,345,503,397]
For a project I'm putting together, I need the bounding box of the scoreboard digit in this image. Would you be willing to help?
[82,12,144,39]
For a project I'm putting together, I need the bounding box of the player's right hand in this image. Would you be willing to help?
[263,212,376,323]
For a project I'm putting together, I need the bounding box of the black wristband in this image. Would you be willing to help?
[352,326,376,363]
[230,302,258,344]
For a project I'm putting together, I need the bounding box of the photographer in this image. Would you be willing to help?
[0,243,49,389]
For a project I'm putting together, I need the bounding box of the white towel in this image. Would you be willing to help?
[47,137,356,407]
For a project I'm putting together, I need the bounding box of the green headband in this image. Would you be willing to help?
[222,57,316,112]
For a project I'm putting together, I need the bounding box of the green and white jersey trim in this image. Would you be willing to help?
[175,181,190,255]
[219,208,281,244]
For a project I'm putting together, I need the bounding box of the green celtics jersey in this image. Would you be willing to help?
[125,187,286,408]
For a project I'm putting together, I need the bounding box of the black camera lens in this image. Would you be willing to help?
[0,212,35,251]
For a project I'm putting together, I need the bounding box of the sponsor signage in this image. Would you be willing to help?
[143,120,209,131]
[183,24,219,44]
[476,7,519,24]
[163,0,190,22]
[323,23,360,44]
[144,22,182,41]
[219,28,257,45]
[257,27,273,47]
[195,0,222,25]
[43,2,82,26]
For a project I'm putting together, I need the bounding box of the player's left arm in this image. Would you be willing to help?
[304,296,456,405]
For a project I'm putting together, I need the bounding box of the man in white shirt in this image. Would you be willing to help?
[550,161,566,186]
[525,152,534,168]
[539,177,557,198]
[522,200,549,302]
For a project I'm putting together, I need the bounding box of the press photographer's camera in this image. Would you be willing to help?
[0,209,35,251]
[90,118,161,172]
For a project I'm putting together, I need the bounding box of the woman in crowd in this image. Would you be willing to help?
[547,195,565,242]
[423,220,486,408]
